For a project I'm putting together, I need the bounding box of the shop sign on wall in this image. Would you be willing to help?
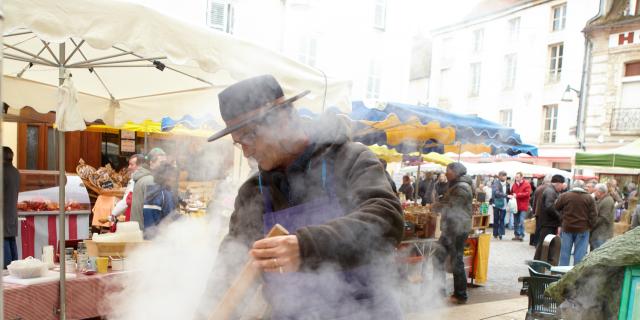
[609,30,640,47]
[121,130,135,140]
[121,139,136,153]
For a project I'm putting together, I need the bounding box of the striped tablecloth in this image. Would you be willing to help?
[4,271,125,320]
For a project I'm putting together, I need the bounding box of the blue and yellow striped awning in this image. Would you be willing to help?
[368,145,454,165]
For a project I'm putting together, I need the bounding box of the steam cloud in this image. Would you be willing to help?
[103,112,452,319]
[104,176,236,320]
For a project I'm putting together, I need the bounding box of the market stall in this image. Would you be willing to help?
[344,102,538,288]
[575,139,640,235]
[398,202,491,286]
[2,0,353,318]
[462,161,572,179]
[16,171,91,260]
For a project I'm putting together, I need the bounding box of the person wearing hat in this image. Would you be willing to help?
[432,162,473,304]
[202,75,403,319]
[533,174,566,261]
[130,148,167,230]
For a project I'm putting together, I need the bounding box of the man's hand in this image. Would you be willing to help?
[250,235,301,273]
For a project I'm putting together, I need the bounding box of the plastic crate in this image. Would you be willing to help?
[619,265,640,320]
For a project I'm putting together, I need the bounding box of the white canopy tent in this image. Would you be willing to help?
[463,161,572,179]
[398,161,572,179]
[2,1,352,318]
[3,0,352,126]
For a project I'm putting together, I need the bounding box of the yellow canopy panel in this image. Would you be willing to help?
[367,145,454,166]
[361,115,456,146]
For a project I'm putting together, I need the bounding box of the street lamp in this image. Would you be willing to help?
[561,85,580,102]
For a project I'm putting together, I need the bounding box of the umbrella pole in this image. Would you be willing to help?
[58,43,67,320]
[144,132,148,154]
[0,14,4,318]
[415,143,424,203]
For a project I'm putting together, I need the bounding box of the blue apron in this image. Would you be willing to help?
[260,159,401,320]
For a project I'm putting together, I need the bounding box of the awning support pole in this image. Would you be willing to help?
[57,42,67,320]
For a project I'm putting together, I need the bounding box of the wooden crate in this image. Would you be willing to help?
[472,215,490,230]
[614,222,630,237]
[85,240,147,257]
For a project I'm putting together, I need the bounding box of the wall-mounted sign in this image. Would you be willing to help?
[121,130,135,140]
[609,29,640,47]
[121,139,136,153]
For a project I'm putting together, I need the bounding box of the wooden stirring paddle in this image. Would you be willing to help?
[209,224,289,320]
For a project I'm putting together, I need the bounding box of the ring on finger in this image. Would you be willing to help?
[279,266,284,274]
[272,258,279,268]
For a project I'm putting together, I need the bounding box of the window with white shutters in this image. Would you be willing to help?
[548,43,563,83]
[439,68,451,103]
[441,37,454,67]
[508,17,520,43]
[374,0,386,30]
[624,0,639,15]
[469,62,481,97]
[298,35,318,67]
[472,29,484,53]
[500,109,513,127]
[504,53,517,90]
[612,61,640,132]
[552,4,566,31]
[542,105,558,143]
[367,60,382,99]
[207,0,233,33]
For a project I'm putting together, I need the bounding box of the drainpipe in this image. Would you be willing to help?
[280,0,287,53]
[577,0,607,152]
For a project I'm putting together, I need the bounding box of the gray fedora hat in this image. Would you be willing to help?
[207,75,309,142]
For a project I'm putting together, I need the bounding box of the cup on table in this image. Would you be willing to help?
[86,257,97,272]
[65,260,76,273]
[42,245,55,269]
[96,257,109,273]
[110,257,125,271]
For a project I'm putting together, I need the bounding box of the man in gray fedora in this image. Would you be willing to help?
[199,75,403,319]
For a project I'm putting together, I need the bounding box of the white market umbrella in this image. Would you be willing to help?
[4,0,352,125]
[464,161,572,179]
[3,0,352,318]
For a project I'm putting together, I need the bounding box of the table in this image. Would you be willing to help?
[400,238,438,258]
[397,238,438,283]
[3,270,125,320]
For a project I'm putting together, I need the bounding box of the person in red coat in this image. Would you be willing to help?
[510,172,532,241]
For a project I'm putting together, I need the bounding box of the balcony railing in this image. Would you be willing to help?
[611,108,640,133]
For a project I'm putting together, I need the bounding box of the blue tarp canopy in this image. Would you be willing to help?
[348,102,537,156]
[159,101,538,156]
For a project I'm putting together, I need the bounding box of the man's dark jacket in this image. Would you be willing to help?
[532,183,550,219]
[555,188,597,233]
[539,186,561,228]
[439,175,473,235]
[3,162,20,237]
[217,112,403,277]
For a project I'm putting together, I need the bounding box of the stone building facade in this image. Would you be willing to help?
[582,0,640,150]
